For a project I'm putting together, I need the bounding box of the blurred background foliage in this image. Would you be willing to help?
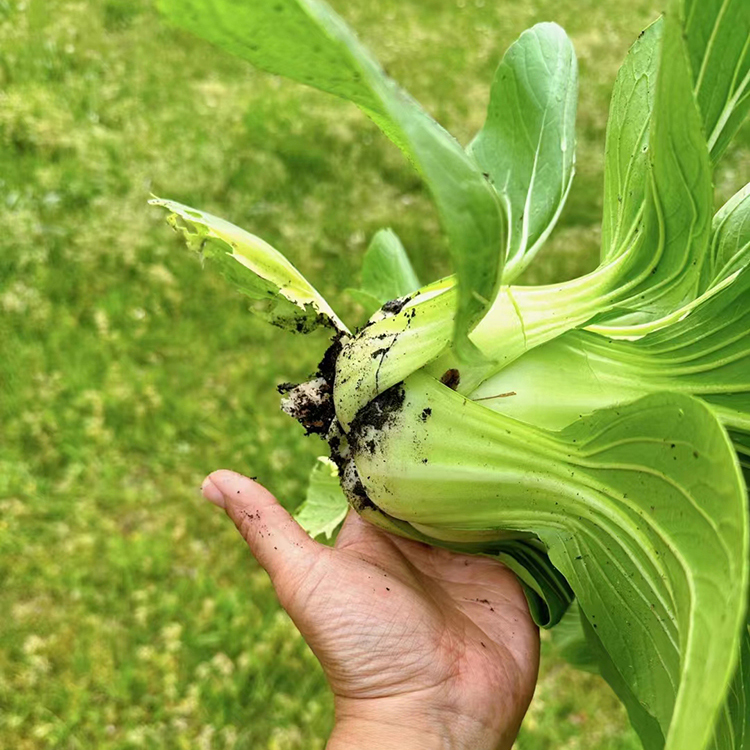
[1,0,748,747]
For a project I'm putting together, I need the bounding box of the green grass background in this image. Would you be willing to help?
[2,0,748,747]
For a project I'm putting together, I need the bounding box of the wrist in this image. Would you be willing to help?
[326,694,510,750]
[327,716,452,750]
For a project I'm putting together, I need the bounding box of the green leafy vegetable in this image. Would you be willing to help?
[702,181,750,290]
[684,0,750,164]
[600,19,661,265]
[469,22,578,283]
[470,187,750,446]
[591,8,713,327]
[149,197,347,333]
[153,0,750,747]
[294,457,349,539]
[562,591,750,750]
[346,229,420,315]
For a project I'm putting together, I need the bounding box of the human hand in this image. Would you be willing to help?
[201,469,539,750]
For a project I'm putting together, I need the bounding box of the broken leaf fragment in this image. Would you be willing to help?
[294,457,349,540]
[150,198,348,334]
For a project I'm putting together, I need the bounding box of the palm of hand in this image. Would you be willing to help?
[284,513,539,739]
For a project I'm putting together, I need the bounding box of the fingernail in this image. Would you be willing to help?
[201,477,226,508]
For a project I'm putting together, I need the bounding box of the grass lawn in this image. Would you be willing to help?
[1,0,747,747]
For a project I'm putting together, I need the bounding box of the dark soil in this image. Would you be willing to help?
[348,382,405,455]
[316,333,344,384]
[381,296,409,314]
[277,334,344,437]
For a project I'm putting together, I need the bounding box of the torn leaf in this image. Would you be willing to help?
[151,198,347,334]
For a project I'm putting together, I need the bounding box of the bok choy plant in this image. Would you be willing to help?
[153,1,750,748]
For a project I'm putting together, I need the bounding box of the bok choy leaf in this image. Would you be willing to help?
[469,22,578,283]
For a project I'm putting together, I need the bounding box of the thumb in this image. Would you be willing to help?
[201,469,321,587]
